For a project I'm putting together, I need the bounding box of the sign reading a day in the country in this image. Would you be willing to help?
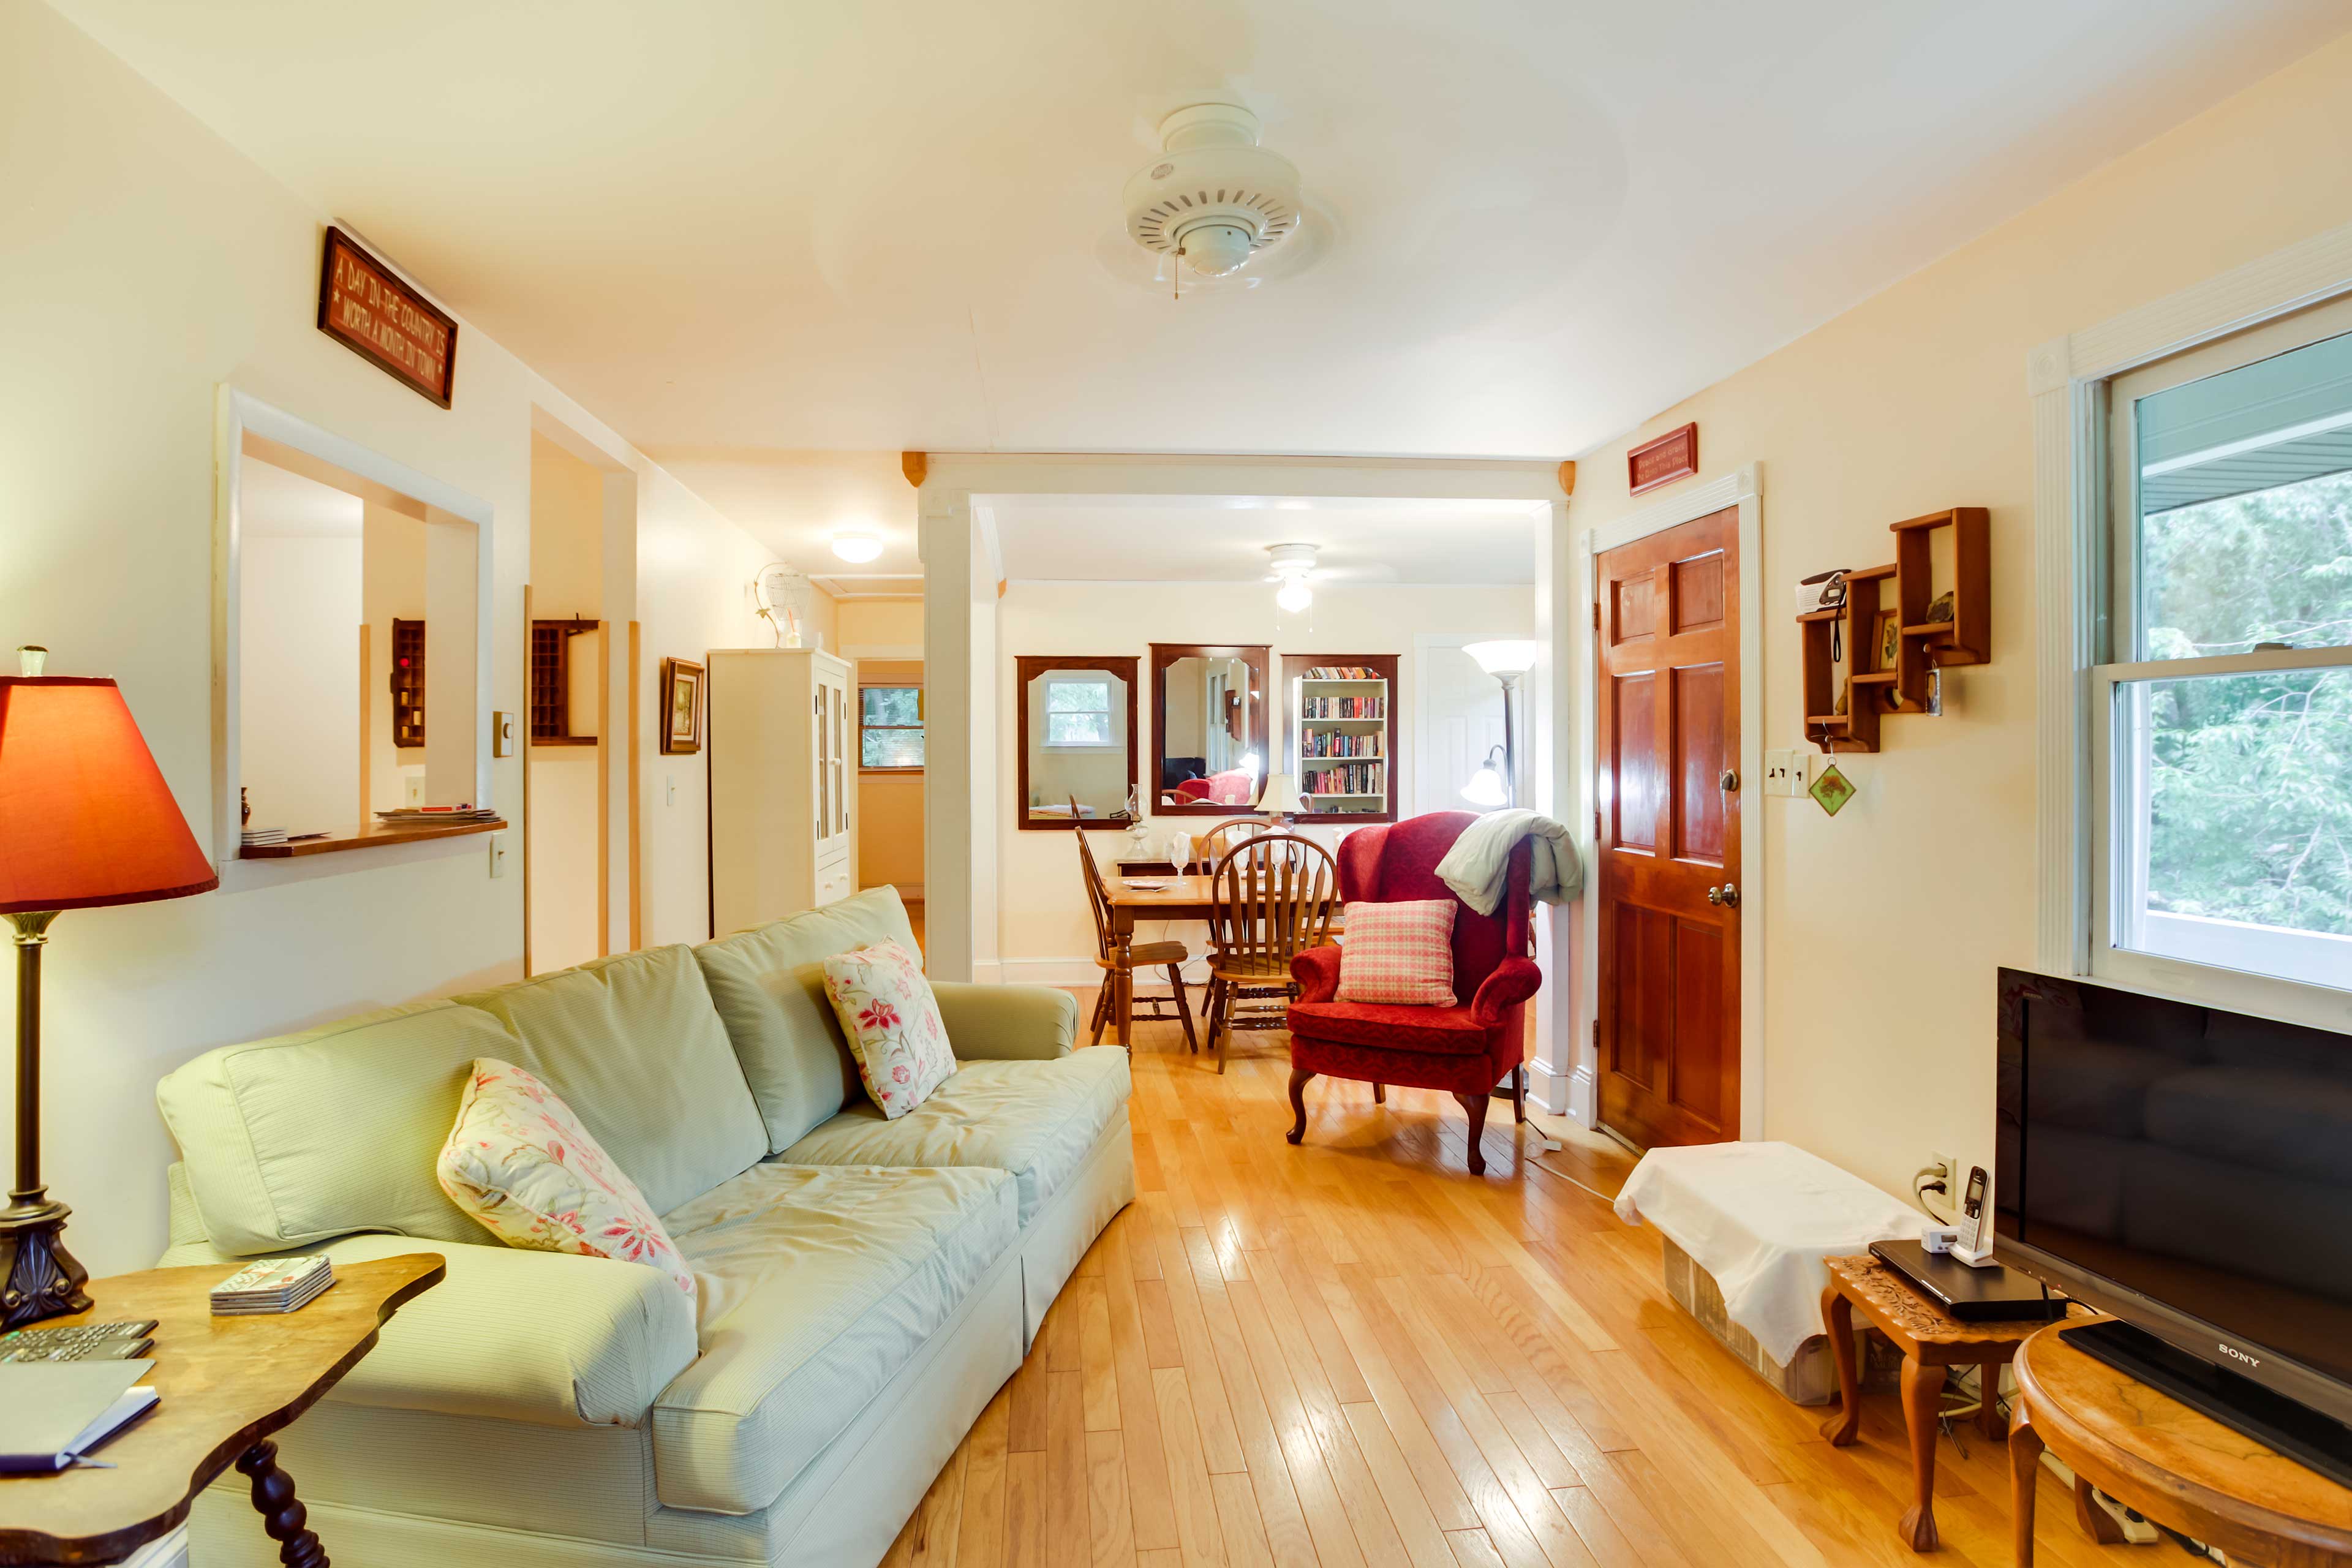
[316,227,458,407]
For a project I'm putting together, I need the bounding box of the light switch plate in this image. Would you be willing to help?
[487,832,507,878]
[1763,748,1807,797]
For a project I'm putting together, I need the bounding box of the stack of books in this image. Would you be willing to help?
[240,825,287,849]
[374,805,499,826]
[210,1256,335,1316]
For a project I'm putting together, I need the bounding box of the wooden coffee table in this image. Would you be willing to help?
[0,1253,443,1567]
[2011,1319,2352,1567]
[1820,1252,2073,1552]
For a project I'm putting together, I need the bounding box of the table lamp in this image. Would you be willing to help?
[1,649,218,1328]
[1256,770,1305,826]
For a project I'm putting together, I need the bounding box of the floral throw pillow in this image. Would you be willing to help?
[436,1058,695,1299]
[1335,899,1460,1007]
[821,939,956,1118]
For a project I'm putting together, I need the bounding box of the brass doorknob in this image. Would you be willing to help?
[1719,769,1739,791]
[1706,884,1741,908]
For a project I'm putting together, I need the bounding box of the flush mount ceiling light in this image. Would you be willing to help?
[1125,104,1303,288]
[1266,542,1316,612]
[830,531,884,564]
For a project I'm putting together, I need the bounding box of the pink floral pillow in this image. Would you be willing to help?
[1335,899,1460,1006]
[436,1058,695,1298]
[821,939,956,1118]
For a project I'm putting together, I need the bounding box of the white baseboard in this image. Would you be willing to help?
[996,957,1110,986]
[1566,1062,1598,1126]
[971,960,1005,985]
[1525,1057,1578,1118]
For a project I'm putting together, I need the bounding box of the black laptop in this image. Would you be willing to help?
[1869,1238,2070,1322]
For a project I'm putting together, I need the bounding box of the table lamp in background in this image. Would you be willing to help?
[1,647,218,1328]
[1255,770,1305,827]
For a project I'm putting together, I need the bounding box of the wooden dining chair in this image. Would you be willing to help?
[1076,827,1198,1050]
[1203,832,1339,1074]
[1192,816,1270,873]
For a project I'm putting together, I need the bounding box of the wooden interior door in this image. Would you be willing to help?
[1596,507,1741,1148]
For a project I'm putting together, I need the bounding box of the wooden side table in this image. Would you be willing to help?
[0,1253,443,1567]
[1820,1253,2070,1552]
[2011,1319,2352,1567]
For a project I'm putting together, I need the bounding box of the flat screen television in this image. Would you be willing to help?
[1996,968,2352,1475]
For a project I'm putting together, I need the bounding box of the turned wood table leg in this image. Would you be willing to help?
[1897,1357,1947,1551]
[2072,1475,2126,1544]
[238,1439,328,1568]
[1819,1287,1861,1446]
[2009,1401,2043,1568]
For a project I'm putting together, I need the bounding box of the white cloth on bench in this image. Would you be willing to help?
[1614,1140,1926,1363]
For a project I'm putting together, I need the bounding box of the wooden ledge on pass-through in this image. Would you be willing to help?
[238,817,507,859]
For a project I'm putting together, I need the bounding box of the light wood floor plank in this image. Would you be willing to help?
[881,998,2141,1568]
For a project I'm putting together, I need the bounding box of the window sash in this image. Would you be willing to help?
[858,684,924,770]
[1041,680,1115,749]
[2088,643,2352,1028]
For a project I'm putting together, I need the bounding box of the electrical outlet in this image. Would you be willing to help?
[1926,1150,1958,1219]
[1763,748,1807,796]
[487,832,507,879]
[666,774,677,807]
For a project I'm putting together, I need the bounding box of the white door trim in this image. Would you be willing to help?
[1570,462,1765,1139]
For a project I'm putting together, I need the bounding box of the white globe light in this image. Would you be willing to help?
[1179,222,1256,278]
[1276,579,1313,613]
[831,532,883,564]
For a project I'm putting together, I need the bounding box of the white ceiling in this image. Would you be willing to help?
[990,495,1541,584]
[52,0,2350,465]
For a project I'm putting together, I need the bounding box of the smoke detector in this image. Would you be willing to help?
[1125,104,1302,283]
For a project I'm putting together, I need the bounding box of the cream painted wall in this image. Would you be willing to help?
[854,657,925,895]
[361,502,427,813]
[527,434,605,973]
[236,533,360,834]
[1566,30,2352,1203]
[838,595,924,652]
[995,581,1534,973]
[0,3,771,1272]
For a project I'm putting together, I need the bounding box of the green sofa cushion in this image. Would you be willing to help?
[693,887,922,1153]
[156,1000,507,1256]
[456,945,767,1216]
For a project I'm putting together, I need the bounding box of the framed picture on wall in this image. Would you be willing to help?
[660,657,704,755]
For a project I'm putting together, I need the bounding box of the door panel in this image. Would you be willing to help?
[1597,507,1741,1149]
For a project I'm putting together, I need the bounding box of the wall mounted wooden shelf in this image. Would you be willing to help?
[390,617,426,748]
[1798,508,1989,753]
[238,818,507,859]
[529,618,597,745]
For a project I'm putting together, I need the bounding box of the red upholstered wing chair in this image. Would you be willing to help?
[1285,810,1540,1174]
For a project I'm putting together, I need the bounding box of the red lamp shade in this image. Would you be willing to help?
[0,677,218,914]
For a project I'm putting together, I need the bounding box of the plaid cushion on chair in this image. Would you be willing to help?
[1334,898,1458,1006]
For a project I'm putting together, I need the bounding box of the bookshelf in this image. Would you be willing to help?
[390,618,426,748]
[1284,654,1398,824]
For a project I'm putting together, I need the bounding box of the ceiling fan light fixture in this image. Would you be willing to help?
[1125,104,1303,285]
[1266,541,1317,613]
[830,530,884,564]
[1276,579,1313,613]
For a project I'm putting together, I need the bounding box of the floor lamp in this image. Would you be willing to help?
[1460,640,1539,809]
[1,649,219,1328]
[1455,641,1558,1149]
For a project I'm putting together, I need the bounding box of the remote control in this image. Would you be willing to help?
[0,1318,157,1348]
[0,1335,154,1362]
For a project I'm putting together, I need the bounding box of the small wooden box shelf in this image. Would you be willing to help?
[390,618,425,748]
[529,619,597,745]
[1798,507,1989,753]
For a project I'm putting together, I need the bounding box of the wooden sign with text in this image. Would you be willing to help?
[1627,421,1698,494]
[317,227,458,407]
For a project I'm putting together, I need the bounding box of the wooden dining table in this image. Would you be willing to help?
[1099,874,1340,1047]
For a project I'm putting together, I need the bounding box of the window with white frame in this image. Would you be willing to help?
[2095,296,2352,1002]
[1042,677,1115,747]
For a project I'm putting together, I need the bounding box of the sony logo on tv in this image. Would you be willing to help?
[2218,1343,2262,1368]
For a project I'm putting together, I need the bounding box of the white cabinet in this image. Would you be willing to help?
[708,649,857,935]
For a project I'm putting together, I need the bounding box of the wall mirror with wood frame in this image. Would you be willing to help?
[1150,643,1269,816]
[1016,655,1138,831]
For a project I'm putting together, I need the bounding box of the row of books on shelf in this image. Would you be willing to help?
[1301,730,1382,758]
[1300,665,1382,681]
[1305,761,1384,795]
[1300,695,1385,719]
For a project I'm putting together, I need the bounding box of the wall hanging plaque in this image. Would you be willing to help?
[1627,421,1698,494]
[317,227,458,407]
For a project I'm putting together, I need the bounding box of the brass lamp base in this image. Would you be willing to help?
[0,1194,89,1329]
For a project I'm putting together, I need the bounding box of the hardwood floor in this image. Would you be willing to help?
[883,995,2135,1568]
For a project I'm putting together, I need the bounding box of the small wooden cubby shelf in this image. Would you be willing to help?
[1800,507,1988,754]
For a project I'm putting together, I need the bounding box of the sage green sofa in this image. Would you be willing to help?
[154,888,1133,1568]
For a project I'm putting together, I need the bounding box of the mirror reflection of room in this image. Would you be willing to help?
[235,433,478,841]
[1025,666,1131,823]
[1159,654,1258,807]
